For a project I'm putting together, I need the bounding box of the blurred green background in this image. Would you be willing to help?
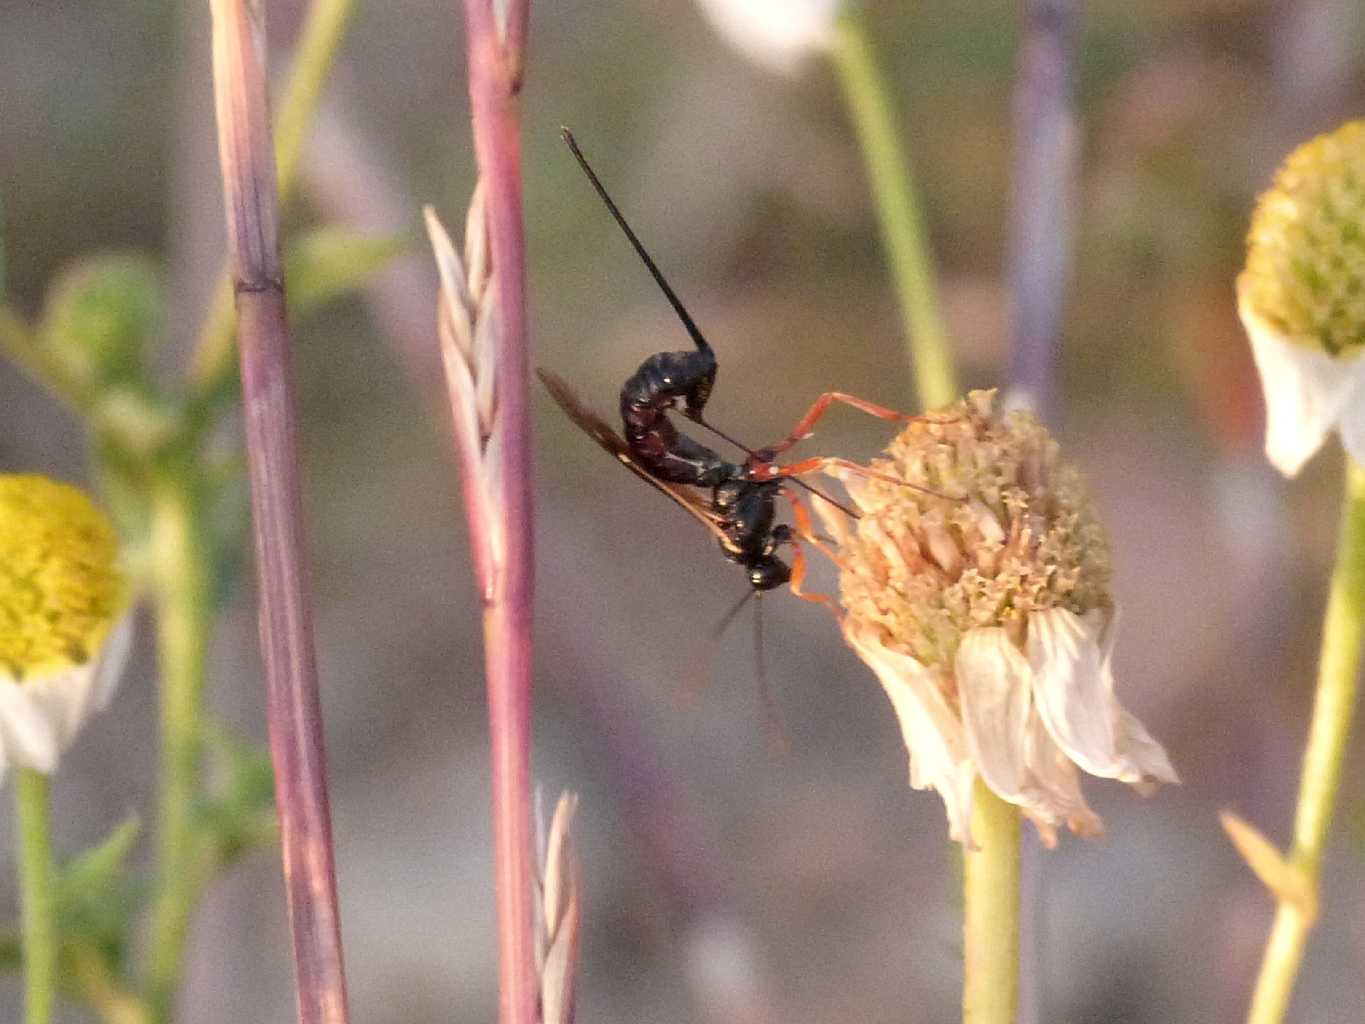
[3,0,1365,1021]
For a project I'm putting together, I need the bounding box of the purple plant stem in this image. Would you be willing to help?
[460,3,537,1024]
[1005,4,1077,1023]
[208,2,350,1022]
[1004,0,1077,427]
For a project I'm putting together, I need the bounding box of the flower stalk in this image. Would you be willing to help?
[453,2,537,1023]
[15,769,55,1024]
[963,780,1020,1024]
[145,474,210,1023]
[1236,458,1365,1024]
[1004,0,1076,423]
[828,11,956,410]
[208,1,350,1021]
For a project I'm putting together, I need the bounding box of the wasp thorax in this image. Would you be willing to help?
[834,390,1112,672]
[1240,119,1365,357]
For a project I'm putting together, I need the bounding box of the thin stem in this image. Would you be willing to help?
[0,307,99,422]
[209,2,350,1022]
[145,474,210,1023]
[461,3,537,1023]
[15,769,56,1024]
[1245,458,1365,1024]
[1004,0,1076,425]
[188,0,358,396]
[69,944,152,1024]
[963,780,1020,1024]
[829,13,958,411]
[1003,6,1076,1022]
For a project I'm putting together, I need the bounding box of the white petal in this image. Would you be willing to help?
[1026,608,1121,777]
[955,628,1032,802]
[89,613,134,714]
[846,624,977,843]
[0,678,60,773]
[1028,608,1176,786]
[693,0,839,75]
[1019,712,1103,846]
[1335,366,1365,471]
[1239,297,1357,477]
[23,663,99,752]
[1115,708,1180,785]
[1089,609,1180,785]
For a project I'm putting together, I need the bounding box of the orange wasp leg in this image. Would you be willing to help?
[776,489,845,621]
[759,392,954,459]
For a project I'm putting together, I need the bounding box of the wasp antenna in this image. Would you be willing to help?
[561,128,713,355]
[754,595,791,759]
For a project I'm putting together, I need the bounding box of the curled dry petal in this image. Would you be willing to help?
[955,628,1033,803]
[846,623,976,842]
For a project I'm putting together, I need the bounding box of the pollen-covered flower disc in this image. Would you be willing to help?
[819,391,1177,846]
[1238,119,1365,476]
[0,475,131,778]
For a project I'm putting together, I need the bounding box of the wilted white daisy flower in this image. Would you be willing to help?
[1238,120,1365,477]
[693,0,841,75]
[0,475,131,779]
[819,391,1177,846]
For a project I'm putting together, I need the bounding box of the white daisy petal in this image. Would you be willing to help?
[89,613,135,714]
[1335,366,1365,470]
[0,678,60,774]
[1020,712,1102,846]
[693,0,839,75]
[1030,607,1178,786]
[846,624,977,842]
[1088,609,1179,785]
[1115,708,1180,785]
[1026,608,1124,778]
[955,628,1032,803]
[1239,299,1358,477]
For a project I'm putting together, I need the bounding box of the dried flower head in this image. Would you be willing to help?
[819,391,1177,845]
[1238,119,1365,476]
[0,475,132,779]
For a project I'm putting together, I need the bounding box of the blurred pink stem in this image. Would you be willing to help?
[461,3,537,1024]
[209,2,350,1022]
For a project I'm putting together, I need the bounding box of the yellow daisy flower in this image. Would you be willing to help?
[0,475,131,778]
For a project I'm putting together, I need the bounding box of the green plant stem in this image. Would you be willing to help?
[1246,458,1365,1024]
[15,769,56,1024]
[829,13,958,411]
[0,307,97,420]
[186,0,357,394]
[70,944,151,1024]
[145,475,210,1024]
[962,780,1019,1024]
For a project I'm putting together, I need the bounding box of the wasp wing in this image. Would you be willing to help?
[537,368,732,546]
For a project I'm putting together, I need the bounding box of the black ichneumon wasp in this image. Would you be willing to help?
[544,128,947,618]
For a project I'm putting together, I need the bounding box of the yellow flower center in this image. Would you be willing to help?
[1240,119,1365,356]
[837,391,1112,671]
[0,475,126,679]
